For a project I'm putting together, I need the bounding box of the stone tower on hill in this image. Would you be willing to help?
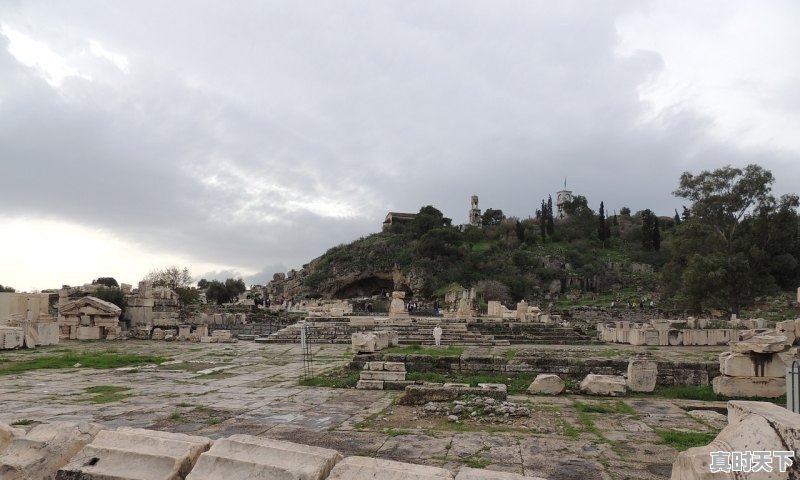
[468,195,481,227]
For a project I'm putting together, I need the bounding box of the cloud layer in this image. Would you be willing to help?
[1,0,798,289]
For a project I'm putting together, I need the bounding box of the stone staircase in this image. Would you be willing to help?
[260,318,508,346]
[465,320,597,345]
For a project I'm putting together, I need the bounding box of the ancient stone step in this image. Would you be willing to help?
[186,435,341,480]
[56,428,212,480]
[0,421,103,480]
[327,456,454,480]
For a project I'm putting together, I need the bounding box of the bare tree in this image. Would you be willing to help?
[144,266,192,291]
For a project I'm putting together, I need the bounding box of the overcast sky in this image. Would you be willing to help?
[1,0,798,291]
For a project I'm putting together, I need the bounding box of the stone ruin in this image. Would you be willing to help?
[671,401,800,479]
[351,331,399,353]
[599,318,745,346]
[443,288,477,318]
[58,295,122,340]
[712,332,791,398]
[0,292,59,349]
[356,361,410,390]
[388,290,408,318]
[0,420,547,480]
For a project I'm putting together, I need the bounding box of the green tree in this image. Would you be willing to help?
[0,284,15,293]
[411,206,451,238]
[205,278,247,305]
[197,279,210,289]
[482,208,506,226]
[546,196,555,235]
[664,164,798,314]
[93,287,126,314]
[93,277,119,288]
[620,207,631,216]
[598,201,608,247]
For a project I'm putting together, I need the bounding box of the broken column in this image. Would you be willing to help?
[627,354,658,392]
[388,291,408,318]
[712,333,789,398]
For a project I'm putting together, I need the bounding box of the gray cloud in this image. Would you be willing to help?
[1,0,798,285]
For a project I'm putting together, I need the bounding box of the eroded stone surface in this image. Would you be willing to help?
[57,427,211,480]
[580,374,626,396]
[187,434,341,480]
[456,466,547,480]
[0,421,103,480]
[711,375,786,398]
[526,374,564,395]
[327,456,454,480]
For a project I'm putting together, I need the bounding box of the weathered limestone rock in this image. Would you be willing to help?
[327,456,454,480]
[478,383,507,393]
[76,326,102,340]
[487,301,502,318]
[360,371,406,381]
[526,374,564,395]
[187,435,341,480]
[0,326,23,349]
[388,291,408,318]
[57,427,212,480]
[777,320,797,345]
[400,385,507,405]
[0,421,103,480]
[719,351,786,378]
[711,375,786,398]
[515,301,528,321]
[671,401,800,480]
[356,380,384,390]
[730,333,790,353]
[455,466,547,480]
[580,374,627,396]
[626,356,658,392]
[0,424,24,453]
[352,333,377,353]
[383,361,405,372]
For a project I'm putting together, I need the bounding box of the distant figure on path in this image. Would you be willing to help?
[433,325,443,346]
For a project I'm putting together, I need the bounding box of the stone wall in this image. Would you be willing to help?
[353,352,720,387]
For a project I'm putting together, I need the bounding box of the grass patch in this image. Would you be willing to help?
[464,456,492,468]
[561,419,580,439]
[574,400,636,415]
[655,429,716,451]
[383,345,465,357]
[299,367,360,389]
[83,385,132,404]
[176,402,194,408]
[169,412,185,422]
[504,349,518,361]
[386,428,411,437]
[0,352,168,376]
[84,386,129,394]
[207,418,222,425]
[11,419,34,426]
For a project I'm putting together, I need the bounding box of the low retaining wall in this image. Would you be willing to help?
[352,353,720,387]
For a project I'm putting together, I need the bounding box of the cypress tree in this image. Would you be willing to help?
[598,201,608,247]
[546,196,554,235]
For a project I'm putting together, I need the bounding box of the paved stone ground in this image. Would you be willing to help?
[0,341,727,480]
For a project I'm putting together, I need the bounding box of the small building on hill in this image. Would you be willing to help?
[383,212,417,231]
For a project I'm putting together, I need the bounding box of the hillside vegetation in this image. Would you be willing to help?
[296,165,799,315]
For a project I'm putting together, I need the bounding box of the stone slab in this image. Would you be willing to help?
[627,357,657,393]
[327,456,454,480]
[719,351,786,378]
[711,375,786,398]
[57,427,212,480]
[730,334,790,354]
[0,421,103,480]
[360,371,406,382]
[455,466,547,480]
[382,362,406,372]
[399,385,507,405]
[580,374,626,396]
[356,380,384,390]
[0,424,24,453]
[187,434,342,480]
